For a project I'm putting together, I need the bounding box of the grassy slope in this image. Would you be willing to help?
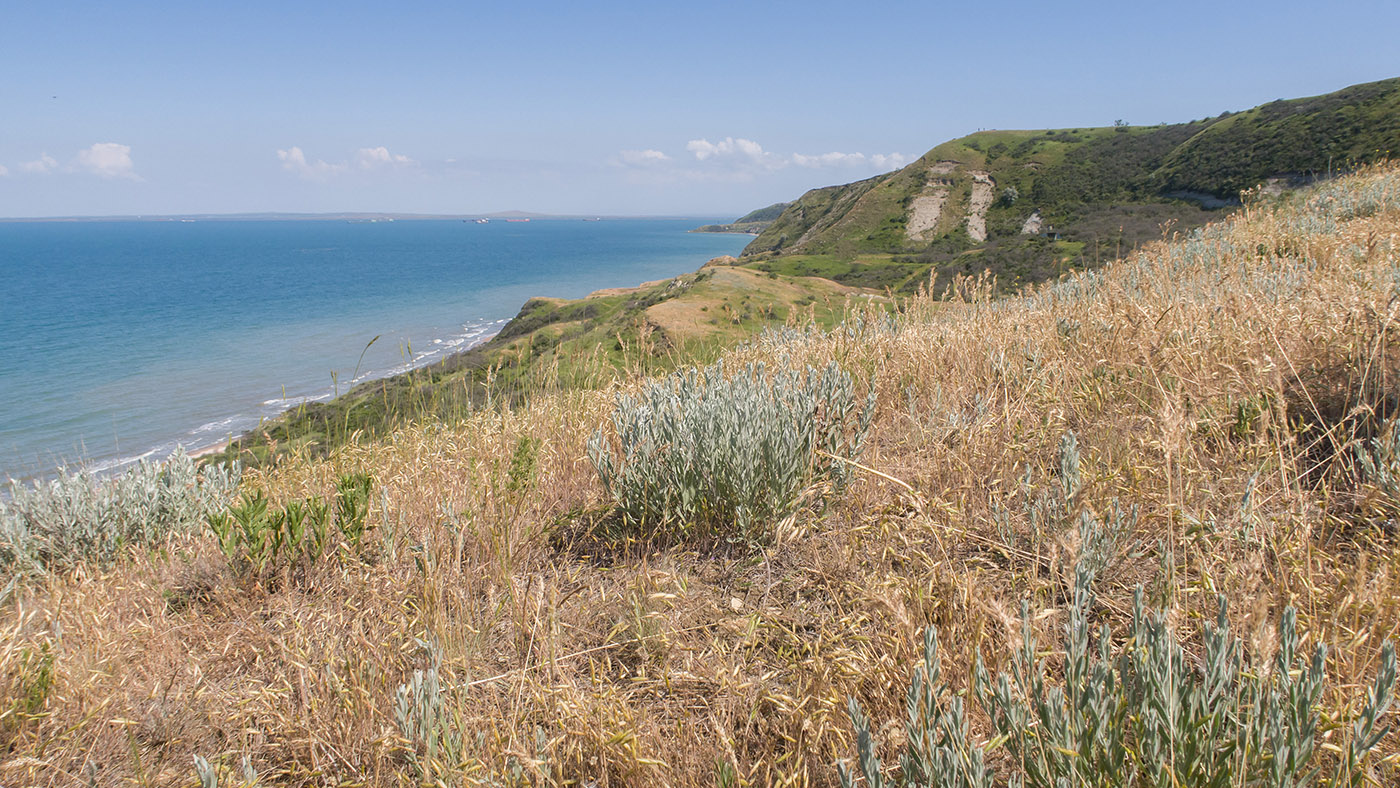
[692,202,793,234]
[219,264,873,467]
[214,78,1398,471]
[6,167,1400,786]
[744,77,1400,276]
[1154,76,1400,195]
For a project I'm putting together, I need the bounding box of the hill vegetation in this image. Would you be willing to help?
[214,77,1400,468]
[691,202,793,235]
[3,165,1400,786]
[745,77,1400,291]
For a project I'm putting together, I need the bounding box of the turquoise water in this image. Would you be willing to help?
[0,218,748,480]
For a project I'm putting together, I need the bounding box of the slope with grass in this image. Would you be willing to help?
[745,77,1400,286]
[5,166,1400,787]
[218,261,875,467]
[691,202,792,234]
[212,77,1399,470]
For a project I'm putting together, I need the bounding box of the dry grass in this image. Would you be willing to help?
[5,167,1400,786]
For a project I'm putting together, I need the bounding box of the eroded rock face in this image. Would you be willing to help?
[906,161,961,242]
[905,162,997,243]
[906,188,949,241]
[966,171,995,243]
[1021,211,1043,235]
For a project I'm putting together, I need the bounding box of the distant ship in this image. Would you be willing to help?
[506,218,531,223]
[465,218,489,224]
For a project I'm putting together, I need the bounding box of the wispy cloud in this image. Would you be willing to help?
[73,142,138,179]
[279,145,418,178]
[355,146,415,169]
[0,164,8,177]
[277,146,347,178]
[614,137,911,181]
[685,137,780,169]
[793,150,912,170]
[20,153,59,174]
[616,149,671,166]
[869,153,911,169]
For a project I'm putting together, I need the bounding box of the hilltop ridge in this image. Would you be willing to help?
[745,77,1399,288]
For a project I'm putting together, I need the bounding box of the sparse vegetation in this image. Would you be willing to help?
[3,163,1400,787]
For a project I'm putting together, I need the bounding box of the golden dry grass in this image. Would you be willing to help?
[4,166,1400,786]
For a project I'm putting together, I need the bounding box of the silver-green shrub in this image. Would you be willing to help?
[0,450,240,576]
[842,562,1397,788]
[587,360,875,542]
[1356,421,1400,507]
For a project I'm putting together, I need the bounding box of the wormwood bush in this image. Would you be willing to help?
[587,360,875,542]
[0,450,241,576]
[842,564,1398,788]
[1356,420,1400,509]
[206,471,372,587]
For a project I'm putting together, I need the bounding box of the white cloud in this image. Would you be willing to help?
[870,153,912,170]
[74,142,138,179]
[278,145,418,178]
[277,146,347,178]
[20,153,58,174]
[611,137,912,185]
[686,136,772,165]
[617,148,671,166]
[355,146,415,169]
[792,151,866,168]
[0,164,7,177]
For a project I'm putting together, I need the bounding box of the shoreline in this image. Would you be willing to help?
[4,221,748,483]
[185,325,505,466]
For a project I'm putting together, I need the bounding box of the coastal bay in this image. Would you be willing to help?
[0,218,747,481]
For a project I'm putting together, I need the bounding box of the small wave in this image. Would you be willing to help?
[193,416,240,434]
[87,445,167,475]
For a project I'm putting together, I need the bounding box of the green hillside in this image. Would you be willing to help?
[691,201,792,234]
[1154,77,1400,195]
[744,77,1400,288]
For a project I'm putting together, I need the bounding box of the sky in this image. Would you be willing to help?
[2,0,1398,218]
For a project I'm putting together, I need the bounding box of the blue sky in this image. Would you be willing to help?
[2,1,1397,218]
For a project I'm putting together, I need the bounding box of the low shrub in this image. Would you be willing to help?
[587,360,875,543]
[206,472,373,587]
[0,450,241,576]
[841,564,1397,788]
[1356,419,1400,509]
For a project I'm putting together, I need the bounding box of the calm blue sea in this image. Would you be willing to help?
[0,218,748,480]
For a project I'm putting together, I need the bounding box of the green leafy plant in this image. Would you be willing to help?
[206,473,371,586]
[334,472,374,548]
[506,435,540,495]
[587,360,875,543]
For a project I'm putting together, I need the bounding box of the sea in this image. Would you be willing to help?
[0,218,749,482]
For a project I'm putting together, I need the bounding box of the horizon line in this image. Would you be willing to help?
[0,210,741,223]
